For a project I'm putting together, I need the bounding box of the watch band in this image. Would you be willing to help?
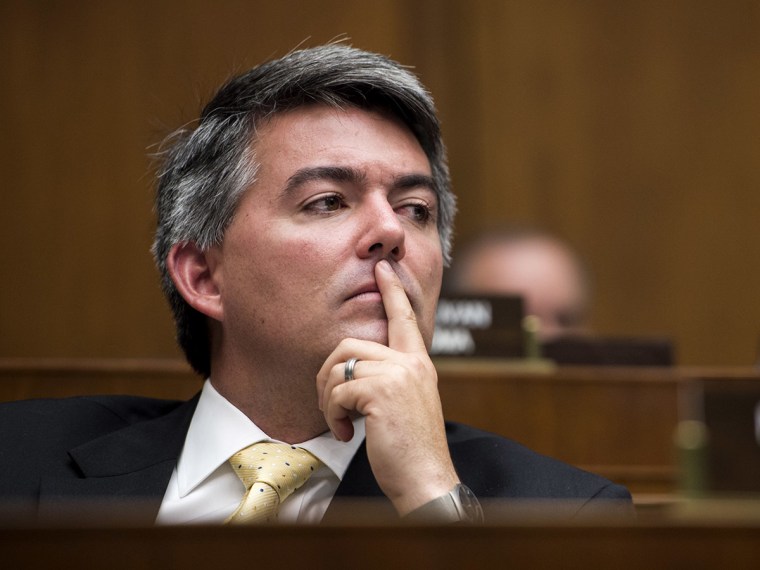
[404,483,484,524]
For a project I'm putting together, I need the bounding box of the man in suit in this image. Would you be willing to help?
[0,45,631,525]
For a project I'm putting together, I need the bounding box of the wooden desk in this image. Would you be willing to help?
[3,513,760,569]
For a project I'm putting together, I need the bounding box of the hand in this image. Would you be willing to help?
[317,259,459,515]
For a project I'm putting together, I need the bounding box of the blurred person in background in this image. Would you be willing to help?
[445,226,592,341]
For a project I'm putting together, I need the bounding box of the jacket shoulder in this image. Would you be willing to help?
[0,395,185,436]
[0,396,186,484]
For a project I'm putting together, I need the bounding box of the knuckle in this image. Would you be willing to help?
[410,358,427,377]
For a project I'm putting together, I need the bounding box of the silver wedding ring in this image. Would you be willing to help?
[344,358,359,382]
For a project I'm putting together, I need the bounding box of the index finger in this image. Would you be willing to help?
[375,259,426,353]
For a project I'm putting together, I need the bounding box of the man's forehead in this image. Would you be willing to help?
[251,103,425,153]
[248,104,433,181]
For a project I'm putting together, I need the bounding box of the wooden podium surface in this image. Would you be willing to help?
[3,515,760,569]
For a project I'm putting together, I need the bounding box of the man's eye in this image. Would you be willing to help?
[321,195,342,211]
[403,203,433,223]
[305,194,345,213]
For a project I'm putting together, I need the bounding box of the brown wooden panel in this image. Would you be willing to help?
[2,1,760,369]
[0,358,199,402]
[414,0,760,367]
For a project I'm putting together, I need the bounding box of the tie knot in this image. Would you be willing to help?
[229,441,322,502]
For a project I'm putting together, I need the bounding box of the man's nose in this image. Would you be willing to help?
[355,196,406,260]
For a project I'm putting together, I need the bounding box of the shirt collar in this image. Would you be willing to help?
[176,379,365,497]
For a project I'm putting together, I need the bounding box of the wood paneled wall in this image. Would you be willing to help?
[2,1,759,366]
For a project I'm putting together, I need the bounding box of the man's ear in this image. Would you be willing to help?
[166,241,224,322]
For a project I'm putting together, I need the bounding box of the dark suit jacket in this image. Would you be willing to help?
[0,394,631,524]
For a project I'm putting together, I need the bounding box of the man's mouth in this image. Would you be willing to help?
[345,282,382,302]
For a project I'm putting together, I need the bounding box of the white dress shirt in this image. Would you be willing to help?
[155,380,366,525]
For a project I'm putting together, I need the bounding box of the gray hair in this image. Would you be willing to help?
[152,44,456,376]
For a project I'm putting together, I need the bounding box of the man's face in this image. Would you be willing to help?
[210,104,443,372]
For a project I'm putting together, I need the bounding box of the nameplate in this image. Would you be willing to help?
[430,295,525,358]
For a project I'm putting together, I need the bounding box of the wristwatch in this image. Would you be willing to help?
[404,483,484,524]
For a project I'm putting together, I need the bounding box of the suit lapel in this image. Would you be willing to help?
[38,395,199,524]
[322,440,395,523]
[333,441,382,497]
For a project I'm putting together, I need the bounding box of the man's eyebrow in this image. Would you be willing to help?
[283,166,365,195]
[393,173,436,192]
[281,166,436,196]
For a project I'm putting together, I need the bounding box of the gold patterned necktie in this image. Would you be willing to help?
[225,441,322,524]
